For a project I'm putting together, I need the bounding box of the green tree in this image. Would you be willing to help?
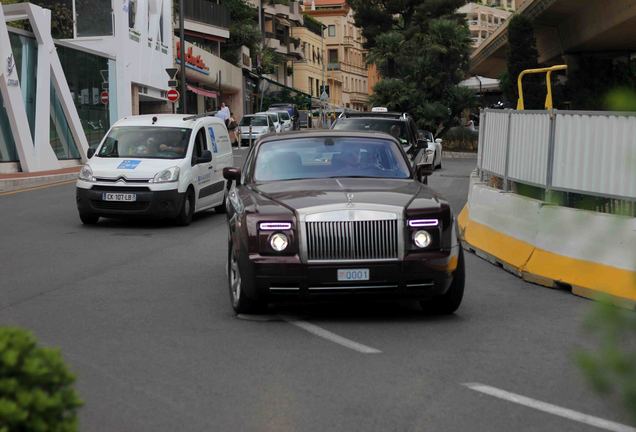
[351,0,473,134]
[3,0,76,38]
[220,0,261,65]
[0,327,82,431]
[502,14,543,109]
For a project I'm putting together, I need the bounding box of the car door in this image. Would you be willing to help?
[206,122,232,206]
[190,126,214,211]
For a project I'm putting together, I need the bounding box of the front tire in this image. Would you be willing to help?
[175,188,194,226]
[421,248,465,314]
[228,241,266,314]
[79,212,99,225]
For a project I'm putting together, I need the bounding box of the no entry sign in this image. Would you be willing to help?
[167,89,180,103]
[100,91,109,105]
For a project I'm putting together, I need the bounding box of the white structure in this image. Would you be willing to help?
[0,3,89,171]
[68,0,174,121]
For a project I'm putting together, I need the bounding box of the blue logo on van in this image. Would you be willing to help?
[118,160,141,169]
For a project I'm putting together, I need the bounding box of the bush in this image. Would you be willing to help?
[0,328,82,432]
[441,126,478,152]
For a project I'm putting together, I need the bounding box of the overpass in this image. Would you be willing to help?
[470,0,636,77]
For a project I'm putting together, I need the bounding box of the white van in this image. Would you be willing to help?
[76,114,233,226]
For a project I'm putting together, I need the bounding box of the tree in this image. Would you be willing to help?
[502,14,543,109]
[3,0,76,39]
[351,0,473,134]
[220,0,261,65]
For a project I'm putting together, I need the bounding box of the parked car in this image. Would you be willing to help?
[268,103,300,130]
[418,129,443,169]
[222,131,464,315]
[330,111,434,176]
[257,112,282,133]
[270,110,293,132]
[239,114,275,147]
[76,113,233,226]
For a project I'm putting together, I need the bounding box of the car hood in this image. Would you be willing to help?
[252,178,442,212]
[87,156,183,180]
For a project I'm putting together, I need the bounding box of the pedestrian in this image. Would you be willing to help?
[228,112,239,147]
[216,102,231,126]
[307,112,313,128]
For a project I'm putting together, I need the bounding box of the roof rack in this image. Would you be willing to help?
[182,111,218,121]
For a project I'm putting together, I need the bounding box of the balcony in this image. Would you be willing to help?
[343,35,354,46]
[181,0,230,31]
[263,0,303,24]
[327,62,341,70]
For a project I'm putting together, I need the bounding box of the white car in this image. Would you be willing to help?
[257,112,282,133]
[419,130,443,169]
[239,114,275,147]
[76,114,233,226]
[269,110,292,132]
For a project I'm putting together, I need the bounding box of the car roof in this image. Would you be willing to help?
[114,114,224,128]
[256,130,402,145]
[342,111,408,120]
[244,113,269,117]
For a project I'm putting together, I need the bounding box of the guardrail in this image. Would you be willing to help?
[478,109,636,210]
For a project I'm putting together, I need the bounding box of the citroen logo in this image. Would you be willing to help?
[346,193,354,207]
[6,54,15,76]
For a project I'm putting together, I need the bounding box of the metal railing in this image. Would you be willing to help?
[478,109,636,214]
[183,0,230,29]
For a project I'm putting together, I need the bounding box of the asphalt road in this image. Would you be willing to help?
[0,152,632,431]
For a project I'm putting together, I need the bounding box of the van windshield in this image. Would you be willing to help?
[97,126,191,159]
[240,116,268,127]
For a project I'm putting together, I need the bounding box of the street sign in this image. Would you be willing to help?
[167,89,180,103]
[102,82,109,90]
[165,68,179,80]
[320,91,329,102]
[168,79,178,88]
[100,91,109,105]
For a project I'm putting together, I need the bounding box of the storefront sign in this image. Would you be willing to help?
[175,41,210,75]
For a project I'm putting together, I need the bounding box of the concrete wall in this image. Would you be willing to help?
[459,172,636,306]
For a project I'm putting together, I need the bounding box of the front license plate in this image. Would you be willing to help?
[102,192,137,202]
[337,269,370,282]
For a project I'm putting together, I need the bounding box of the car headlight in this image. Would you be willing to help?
[413,230,432,248]
[78,165,95,182]
[269,233,289,252]
[150,166,180,183]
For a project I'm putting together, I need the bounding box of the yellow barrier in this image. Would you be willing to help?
[516,65,568,110]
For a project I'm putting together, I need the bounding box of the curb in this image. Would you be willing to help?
[442,151,477,159]
[458,205,636,309]
[0,172,79,193]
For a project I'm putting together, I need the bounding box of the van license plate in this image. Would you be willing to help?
[337,269,369,281]
[102,193,136,202]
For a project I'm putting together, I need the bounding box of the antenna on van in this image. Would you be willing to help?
[182,111,218,121]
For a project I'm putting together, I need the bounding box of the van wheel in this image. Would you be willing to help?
[175,188,195,226]
[79,212,99,225]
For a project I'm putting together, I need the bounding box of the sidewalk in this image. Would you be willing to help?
[0,166,80,193]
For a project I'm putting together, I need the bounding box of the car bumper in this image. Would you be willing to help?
[240,249,458,301]
[76,186,185,219]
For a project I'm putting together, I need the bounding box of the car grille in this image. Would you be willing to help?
[91,186,151,192]
[91,200,150,211]
[306,220,399,261]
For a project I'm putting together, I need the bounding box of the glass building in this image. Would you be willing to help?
[0,29,110,163]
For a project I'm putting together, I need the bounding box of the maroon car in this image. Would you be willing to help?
[223,131,465,314]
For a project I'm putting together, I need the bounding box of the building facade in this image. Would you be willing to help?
[459,2,512,51]
[291,18,325,100]
[174,0,244,118]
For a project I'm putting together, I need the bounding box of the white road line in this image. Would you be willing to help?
[464,383,636,432]
[281,316,382,354]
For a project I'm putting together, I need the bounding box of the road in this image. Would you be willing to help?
[0,153,631,431]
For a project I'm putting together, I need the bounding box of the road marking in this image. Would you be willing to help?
[281,316,381,354]
[464,383,636,432]
[0,179,76,196]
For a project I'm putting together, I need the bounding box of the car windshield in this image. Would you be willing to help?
[278,112,290,120]
[97,126,191,159]
[240,116,268,127]
[269,114,279,124]
[253,137,411,182]
[333,118,409,146]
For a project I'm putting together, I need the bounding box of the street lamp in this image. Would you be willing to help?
[321,24,327,127]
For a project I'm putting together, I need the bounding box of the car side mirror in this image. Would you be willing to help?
[416,162,434,183]
[223,167,241,185]
[197,150,212,164]
[87,147,96,158]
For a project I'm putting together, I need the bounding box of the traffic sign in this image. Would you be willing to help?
[165,68,179,80]
[167,89,180,103]
[168,79,178,88]
[100,91,109,105]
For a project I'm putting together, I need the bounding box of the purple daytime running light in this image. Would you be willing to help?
[408,219,439,227]
[259,222,292,230]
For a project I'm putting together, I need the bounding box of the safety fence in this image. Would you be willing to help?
[477,109,636,216]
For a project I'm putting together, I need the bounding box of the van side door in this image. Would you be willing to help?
[206,123,232,206]
[190,126,214,210]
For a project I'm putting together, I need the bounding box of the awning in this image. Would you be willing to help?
[187,84,218,98]
[458,76,500,92]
